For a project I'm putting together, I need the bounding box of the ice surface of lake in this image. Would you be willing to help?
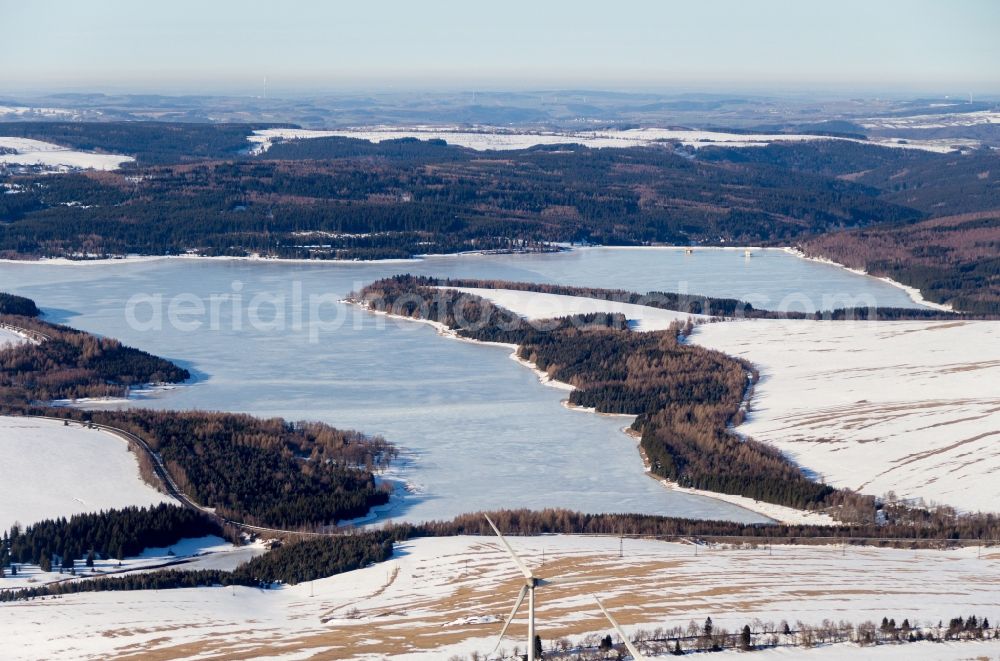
[0,248,928,524]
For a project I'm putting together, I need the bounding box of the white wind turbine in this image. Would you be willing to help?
[594,594,647,660]
[486,514,566,661]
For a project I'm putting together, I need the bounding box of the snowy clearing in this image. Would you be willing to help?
[691,319,1000,512]
[248,126,967,155]
[3,535,997,659]
[0,416,172,531]
[437,286,706,330]
[0,136,134,172]
[0,327,30,348]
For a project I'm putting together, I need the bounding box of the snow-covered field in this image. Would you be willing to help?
[0,136,134,171]
[3,535,997,660]
[248,126,967,155]
[692,319,1000,512]
[437,286,706,330]
[0,416,172,531]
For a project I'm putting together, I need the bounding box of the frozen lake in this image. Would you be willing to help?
[0,248,927,524]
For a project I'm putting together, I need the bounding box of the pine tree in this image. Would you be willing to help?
[741,624,752,650]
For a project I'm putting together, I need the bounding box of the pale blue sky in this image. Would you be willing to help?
[2,0,998,95]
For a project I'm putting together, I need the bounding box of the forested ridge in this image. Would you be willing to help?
[0,310,189,401]
[0,124,923,260]
[88,409,395,528]
[357,276,834,510]
[801,211,1000,314]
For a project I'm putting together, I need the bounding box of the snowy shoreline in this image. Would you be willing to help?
[782,246,951,312]
[348,298,834,526]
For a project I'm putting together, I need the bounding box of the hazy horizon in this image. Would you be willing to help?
[2,0,998,97]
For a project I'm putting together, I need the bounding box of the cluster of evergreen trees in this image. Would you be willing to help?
[0,313,189,401]
[2,504,219,570]
[0,531,394,602]
[36,408,397,529]
[0,293,40,317]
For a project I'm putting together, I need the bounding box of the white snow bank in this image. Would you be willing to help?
[0,327,29,348]
[0,136,134,172]
[691,319,1000,512]
[0,416,172,531]
[437,286,705,330]
[2,535,997,659]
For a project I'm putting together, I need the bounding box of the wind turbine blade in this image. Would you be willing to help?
[484,514,533,579]
[594,595,646,661]
[493,584,529,653]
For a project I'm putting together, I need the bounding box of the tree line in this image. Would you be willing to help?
[2,504,219,570]
[802,210,1000,314]
[3,503,998,603]
[428,277,988,320]
[0,123,928,260]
